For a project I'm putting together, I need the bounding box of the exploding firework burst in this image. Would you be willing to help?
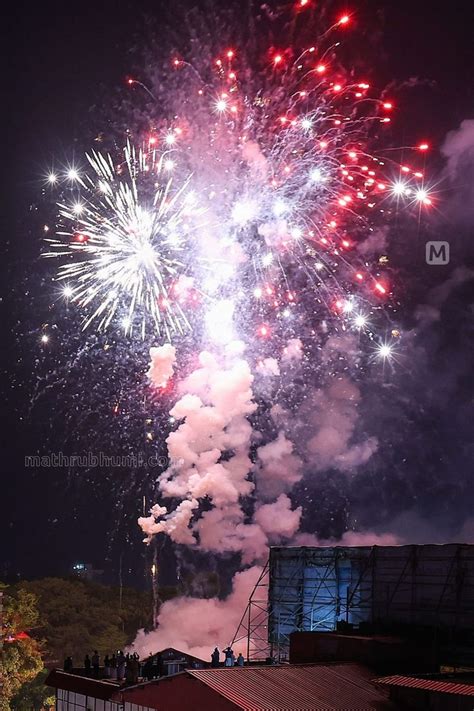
[45,142,201,338]
[44,3,433,349]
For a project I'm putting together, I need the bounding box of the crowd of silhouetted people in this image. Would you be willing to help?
[63,650,141,683]
[211,647,245,667]
[63,645,249,686]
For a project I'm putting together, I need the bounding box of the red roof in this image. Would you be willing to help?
[375,675,474,697]
[45,670,120,700]
[185,663,395,710]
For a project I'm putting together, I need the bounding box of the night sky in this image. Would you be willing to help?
[2,0,474,587]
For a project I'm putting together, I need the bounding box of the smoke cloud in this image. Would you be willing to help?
[131,566,263,660]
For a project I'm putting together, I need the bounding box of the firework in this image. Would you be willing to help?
[44,4,432,348]
[45,142,200,338]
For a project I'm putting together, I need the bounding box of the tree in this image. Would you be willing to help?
[0,586,44,711]
[13,577,153,665]
[10,669,55,710]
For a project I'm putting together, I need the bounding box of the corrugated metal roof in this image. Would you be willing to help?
[188,663,394,710]
[375,674,474,696]
[45,670,120,700]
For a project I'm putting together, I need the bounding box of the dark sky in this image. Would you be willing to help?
[1,0,473,586]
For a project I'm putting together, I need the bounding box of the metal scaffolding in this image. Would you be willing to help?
[232,544,474,663]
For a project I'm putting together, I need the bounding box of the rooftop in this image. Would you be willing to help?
[45,671,120,700]
[120,663,395,710]
[376,674,474,697]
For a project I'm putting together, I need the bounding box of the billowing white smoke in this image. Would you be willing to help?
[307,376,378,472]
[135,335,381,656]
[255,432,303,501]
[131,566,263,659]
[147,344,177,388]
[139,345,303,564]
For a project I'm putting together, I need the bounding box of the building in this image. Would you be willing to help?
[236,544,474,661]
[45,671,121,711]
[47,663,396,710]
[141,647,208,677]
[375,672,474,710]
[289,631,438,674]
[71,562,104,582]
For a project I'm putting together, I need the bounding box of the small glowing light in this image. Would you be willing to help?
[232,199,258,225]
[72,202,84,215]
[383,101,393,109]
[310,168,324,182]
[316,64,326,73]
[302,117,312,130]
[375,282,387,295]
[254,287,263,298]
[259,325,269,337]
[67,168,79,181]
[262,253,273,267]
[122,317,131,330]
[47,172,57,184]
[354,314,366,328]
[378,343,392,359]
[418,142,429,151]
[338,14,350,24]
[164,159,175,171]
[273,200,288,217]
[392,181,407,196]
[216,98,227,112]
[401,166,410,173]
[315,262,324,271]
[333,84,342,92]
[41,334,49,344]
[43,225,49,233]
[273,54,283,65]
[165,133,175,145]
[291,227,302,239]
[63,286,73,298]
[98,181,109,193]
[148,136,157,145]
[415,188,428,203]
[227,50,234,59]
[342,300,354,313]
[320,141,328,149]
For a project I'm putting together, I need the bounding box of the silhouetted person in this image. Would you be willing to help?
[84,654,91,675]
[64,656,73,673]
[92,650,100,678]
[237,653,244,667]
[104,655,111,678]
[129,655,140,683]
[110,653,117,680]
[117,650,126,680]
[224,647,234,667]
[211,647,220,667]
[143,655,154,681]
